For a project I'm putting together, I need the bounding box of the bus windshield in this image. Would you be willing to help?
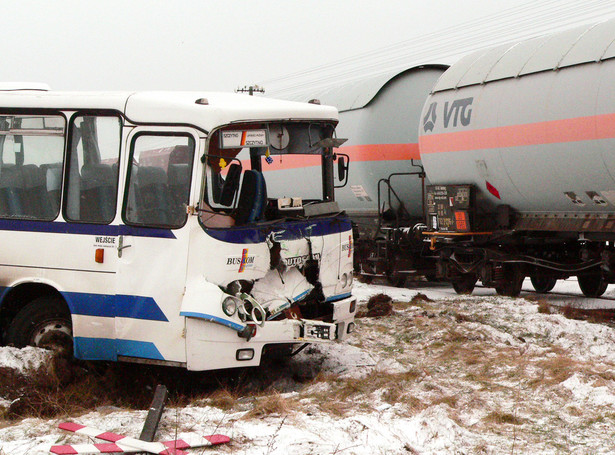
[200,122,337,228]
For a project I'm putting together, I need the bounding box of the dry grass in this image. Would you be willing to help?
[207,389,238,411]
[558,303,615,323]
[431,394,459,408]
[307,369,425,416]
[243,393,295,419]
[537,301,551,314]
[411,292,433,304]
[561,304,586,320]
[0,347,310,420]
[394,293,434,311]
[484,410,525,425]
[317,399,353,417]
[529,355,583,386]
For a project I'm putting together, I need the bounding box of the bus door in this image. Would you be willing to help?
[115,128,197,364]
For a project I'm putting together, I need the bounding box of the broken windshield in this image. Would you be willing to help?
[200,122,337,229]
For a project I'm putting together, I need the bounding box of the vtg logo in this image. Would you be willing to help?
[423,97,474,132]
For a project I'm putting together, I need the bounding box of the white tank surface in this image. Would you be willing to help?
[419,18,615,231]
[332,66,446,226]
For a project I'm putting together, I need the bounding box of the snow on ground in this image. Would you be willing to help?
[0,346,52,374]
[3,279,615,454]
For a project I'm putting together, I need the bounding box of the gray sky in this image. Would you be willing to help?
[3,1,615,93]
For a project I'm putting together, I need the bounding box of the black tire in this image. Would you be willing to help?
[578,274,608,298]
[530,276,557,294]
[496,266,524,297]
[5,297,72,354]
[452,274,477,294]
[358,274,374,284]
[386,274,406,288]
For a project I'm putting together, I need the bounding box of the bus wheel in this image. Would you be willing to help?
[578,274,608,298]
[6,297,72,355]
[451,274,477,294]
[530,276,557,293]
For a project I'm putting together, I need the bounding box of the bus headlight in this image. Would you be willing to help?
[341,273,348,288]
[222,296,239,316]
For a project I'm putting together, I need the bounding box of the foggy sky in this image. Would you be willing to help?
[1,0,534,92]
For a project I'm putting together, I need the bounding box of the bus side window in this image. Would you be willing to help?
[65,115,122,223]
[0,114,65,220]
[124,135,194,228]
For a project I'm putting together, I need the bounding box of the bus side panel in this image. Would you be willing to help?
[0,227,118,360]
[114,223,193,364]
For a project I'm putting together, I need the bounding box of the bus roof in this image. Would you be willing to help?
[0,90,339,131]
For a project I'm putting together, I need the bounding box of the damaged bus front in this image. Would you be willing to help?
[181,117,355,370]
[0,90,354,372]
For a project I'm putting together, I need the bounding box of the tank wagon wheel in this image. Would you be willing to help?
[451,274,478,295]
[5,297,73,355]
[495,266,525,297]
[530,276,557,294]
[386,274,406,288]
[577,274,608,298]
[357,266,374,284]
[360,275,374,284]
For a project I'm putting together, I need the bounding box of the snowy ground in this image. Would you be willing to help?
[3,279,615,454]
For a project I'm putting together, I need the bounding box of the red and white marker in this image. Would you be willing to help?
[48,422,230,454]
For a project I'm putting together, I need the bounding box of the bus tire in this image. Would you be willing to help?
[5,297,73,355]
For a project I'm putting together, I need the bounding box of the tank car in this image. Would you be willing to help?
[419,19,615,297]
[326,65,447,283]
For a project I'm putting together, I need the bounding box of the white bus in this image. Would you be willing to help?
[0,86,356,371]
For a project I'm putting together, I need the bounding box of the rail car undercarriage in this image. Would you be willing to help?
[354,224,436,286]
[432,233,613,298]
[423,185,615,297]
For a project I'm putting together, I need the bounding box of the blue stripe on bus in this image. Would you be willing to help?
[0,288,168,322]
[73,337,164,361]
[292,289,309,302]
[62,291,169,321]
[180,311,246,332]
[73,337,118,361]
[116,339,165,360]
[205,216,352,244]
[0,219,176,239]
[325,292,352,302]
[116,295,169,321]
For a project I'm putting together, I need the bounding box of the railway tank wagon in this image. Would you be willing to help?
[324,65,447,282]
[419,18,615,297]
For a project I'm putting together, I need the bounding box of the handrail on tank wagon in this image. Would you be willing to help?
[374,159,426,239]
[374,172,425,238]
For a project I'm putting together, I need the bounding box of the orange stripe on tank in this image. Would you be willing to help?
[419,112,615,153]
[341,143,420,161]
